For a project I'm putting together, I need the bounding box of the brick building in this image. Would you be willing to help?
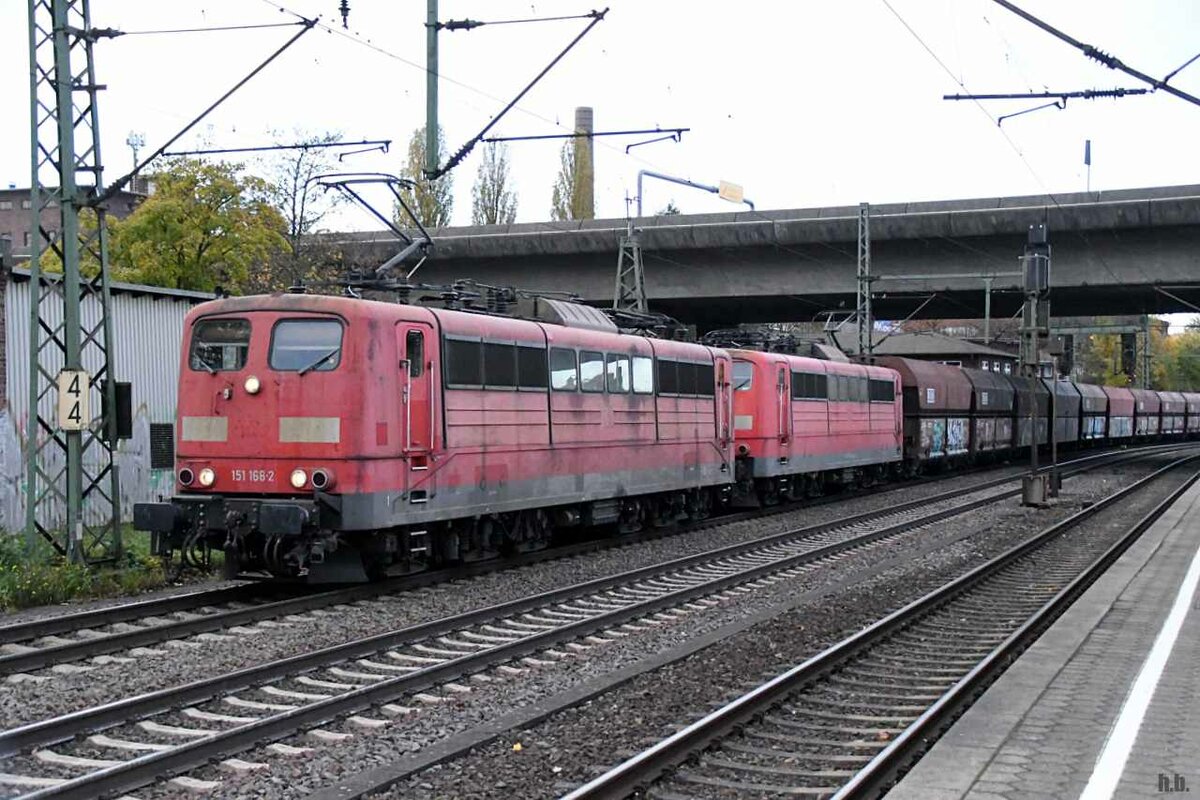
[0,182,148,260]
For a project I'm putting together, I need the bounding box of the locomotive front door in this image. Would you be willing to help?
[399,324,434,455]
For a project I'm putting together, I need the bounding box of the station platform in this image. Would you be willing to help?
[888,479,1200,800]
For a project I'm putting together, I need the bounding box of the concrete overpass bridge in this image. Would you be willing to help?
[333,184,1200,330]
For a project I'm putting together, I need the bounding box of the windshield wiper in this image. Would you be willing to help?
[297,347,340,376]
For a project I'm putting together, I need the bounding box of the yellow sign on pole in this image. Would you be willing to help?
[718,180,744,204]
[57,370,90,431]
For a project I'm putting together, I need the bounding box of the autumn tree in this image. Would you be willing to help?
[110,159,289,292]
[398,126,453,228]
[248,130,347,292]
[549,135,594,221]
[471,142,517,225]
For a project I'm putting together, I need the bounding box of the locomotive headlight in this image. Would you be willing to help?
[290,468,308,489]
[198,467,216,487]
[244,375,261,395]
[178,467,195,486]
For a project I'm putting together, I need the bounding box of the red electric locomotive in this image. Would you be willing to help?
[135,293,733,581]
[728,349,902,503]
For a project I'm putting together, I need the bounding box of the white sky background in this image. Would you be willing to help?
[1,0,1198,322]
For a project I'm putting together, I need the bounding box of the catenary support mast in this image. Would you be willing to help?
[25,0,121,561]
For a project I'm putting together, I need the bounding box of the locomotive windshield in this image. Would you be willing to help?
[270,319,344,373]
[732,360,754,391]
[190,319,250,372]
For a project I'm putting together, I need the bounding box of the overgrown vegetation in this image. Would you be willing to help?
[0,529,170,611]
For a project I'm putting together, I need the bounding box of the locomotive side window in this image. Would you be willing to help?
[580,351,605,393]
[791,371,828,401]
[606,354,631,393]
[657,359,678,395]
[445,338,483,387]
[678,361,698,396]
[190,318,250,372]
[869,378,895,402]
[697,362,716,396]
[270,319,343,372]
[632,356,654,394]
[516,345,549,390]
[732,361,754,391]
[550,348,578,391]
[483,342,517,389]
[406,330,424,377]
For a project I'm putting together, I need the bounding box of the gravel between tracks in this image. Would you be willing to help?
[0,461,1038,726]
[121,460,1160,800]
[368,461,1183,800]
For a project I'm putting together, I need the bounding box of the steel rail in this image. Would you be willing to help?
[0,441,1078,665]
[559,451,1200,800]
[0,443,1180,677]
[0,472,1080,800]
[833,459,1200,798]
[0,442,1177,750]
[0,583,267,646]
[1,446,1180,799]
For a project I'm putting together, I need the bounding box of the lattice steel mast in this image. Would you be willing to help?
[25,0,121,561]
[856,202,873,360]
[613,218,647,313]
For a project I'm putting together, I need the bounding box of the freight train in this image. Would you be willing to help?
[134,293,1199,582]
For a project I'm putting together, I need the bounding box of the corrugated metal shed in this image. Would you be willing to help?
[1,270,212,531]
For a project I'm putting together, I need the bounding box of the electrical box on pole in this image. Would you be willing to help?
[25,0,122,562]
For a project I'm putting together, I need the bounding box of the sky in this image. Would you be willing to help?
[1,1,1198,329]
[2,0,1198,225]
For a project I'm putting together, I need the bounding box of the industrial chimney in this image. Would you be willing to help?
[572,106,595,220]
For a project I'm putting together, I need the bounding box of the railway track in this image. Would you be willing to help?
[0,445,1175,799]
[559,452,1200,800]
[1,444,1149,677]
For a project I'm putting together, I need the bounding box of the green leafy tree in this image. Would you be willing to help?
[398,126,453,228]
[471,142,518,225]
[657,201,681,216]
[110,159,288,292]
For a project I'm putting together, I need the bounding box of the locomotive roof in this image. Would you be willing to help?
[186,292,722,357]
[728,349,897,378]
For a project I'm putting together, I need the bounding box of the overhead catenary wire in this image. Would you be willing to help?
[162,139,391,158]
[117,22,303,36]
[436,12,605,32]
[879,0,1148,290]
[989,0,1200,108]
[97,17,318,204]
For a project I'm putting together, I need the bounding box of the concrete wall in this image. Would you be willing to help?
[1,274,206,532]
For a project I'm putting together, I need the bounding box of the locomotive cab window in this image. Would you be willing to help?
[270,319,343,372]
[732,361,754,391]
[190,318,250,372]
